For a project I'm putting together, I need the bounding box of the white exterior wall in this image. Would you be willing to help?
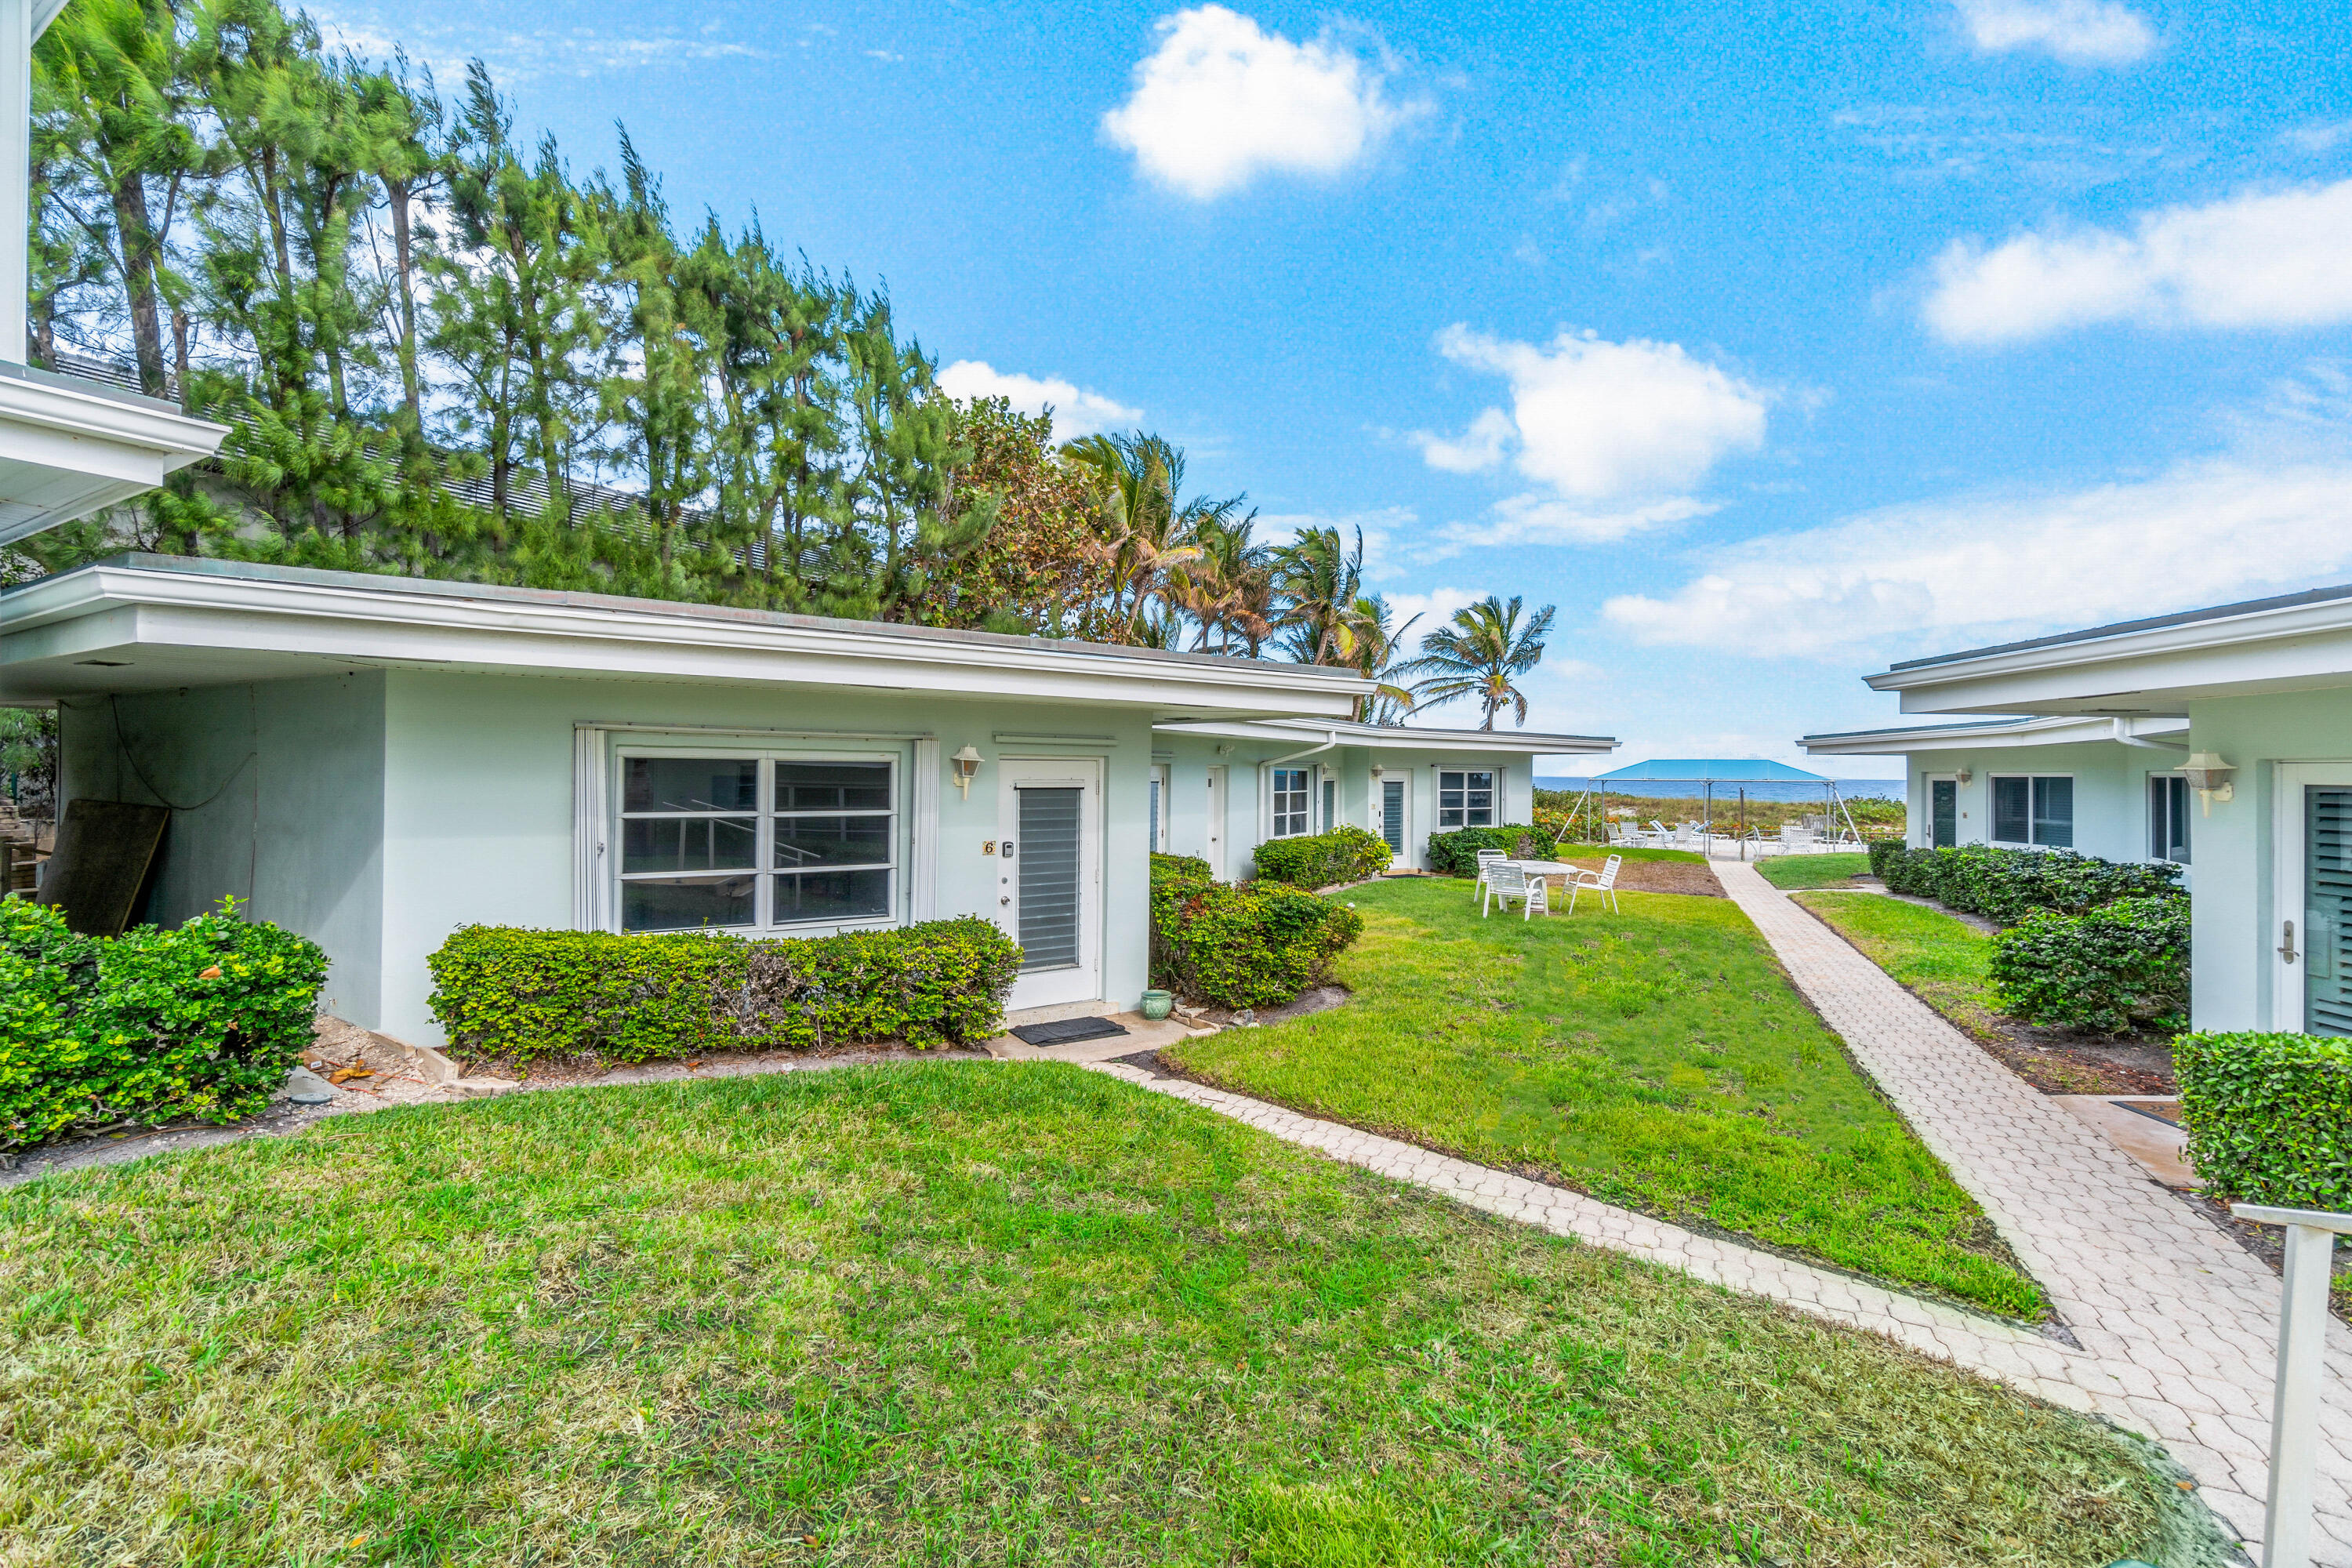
[1897,741,2178,865]
[1152,733,1538,875]
[60,668,1164,1046]
[2176,690,2352,1033]
[56,672,390,1023]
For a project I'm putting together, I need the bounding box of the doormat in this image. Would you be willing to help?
[1009,1016,1131,1047]
[2111,1098,2183,1128]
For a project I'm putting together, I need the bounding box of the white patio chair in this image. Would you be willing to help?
[1483,860,1526,917]
[1568,853,1621,914]
[1781,824,1816,854]
[1472,848,1508,902]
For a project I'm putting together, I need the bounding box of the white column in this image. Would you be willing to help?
[1,0,29,364]
[2234,1203,2350,1568]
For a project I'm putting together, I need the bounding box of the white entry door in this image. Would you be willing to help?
[1204,765,1228,880]
[2272,763,2352,1035]
[997,758,1103,1010]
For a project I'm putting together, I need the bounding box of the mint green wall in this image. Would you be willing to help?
[376,671,1158,1044]
[2178,690,2352,1032]
[1152,734,1541,873]
[54,673,387,1023]
[1899,741,2172,865]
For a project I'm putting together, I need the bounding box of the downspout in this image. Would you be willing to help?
[2111,717,2190,753]
[1262,731,1340,767]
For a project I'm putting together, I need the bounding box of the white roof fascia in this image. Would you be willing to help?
[1153,716,1616,754]
[0,372,230,546]
[1801,713,2187,757]
[1866,595,2352,714]
[0,559,1372,717]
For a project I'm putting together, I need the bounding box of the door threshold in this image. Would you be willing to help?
[1004,998,1113,1027]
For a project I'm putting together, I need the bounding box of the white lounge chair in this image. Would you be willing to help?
[1484,860,1548,919]
[1472,848,1508,902]
[1569,853,1622,913]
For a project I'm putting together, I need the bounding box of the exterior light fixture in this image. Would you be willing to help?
[950,745,983,798]
[2181,751,2236,814]
[1954,768,1973,786]
[1370,764,1385,780]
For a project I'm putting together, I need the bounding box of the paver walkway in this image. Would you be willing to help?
[1093,862,2352,1563]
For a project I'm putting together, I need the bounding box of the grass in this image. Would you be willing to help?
[1754,852,1875,890]
[0,1063,2187,1566]
[1559,847,1708,865]
[1167,879,2045,1318]
[1789,891,2003,1042]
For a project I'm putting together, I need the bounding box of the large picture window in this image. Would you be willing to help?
[1438,769,1495,829]
[1991,774,2073,848]
[1270,768,1311,838]
[617,752,898,932]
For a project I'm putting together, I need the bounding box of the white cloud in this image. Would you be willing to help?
[1926,180,2352,343]
[1412,326,1768,546]
[2284,121,2352,155]
[1951,0,2156,65]
[1101,6,1417,199]
[1380,587,1485,627]
[1602,448,2352,659]
[935,361,1142,441]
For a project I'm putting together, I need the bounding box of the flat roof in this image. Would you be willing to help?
[0,554,1372,720]
[1153,715,1615,753]
[1886,581,2352,674]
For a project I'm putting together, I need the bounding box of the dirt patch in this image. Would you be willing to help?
[1184,984,1351,1031]
[1973,1025,2176,1095]
[1559,855,1726,898]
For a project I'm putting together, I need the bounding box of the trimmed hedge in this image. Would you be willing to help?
[1151,852,1211,882]
[2176,1031,2352,1209]
[1149,873,1364,1008]
[1,895,328,1150]
[428,916,1022,1066]
[1250,826,1393,889]
[1989,895,2190,1035]
[1427,825,1551,877]
[1867,842,2181,927]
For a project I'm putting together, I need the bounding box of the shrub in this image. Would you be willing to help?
[1250,826,1393,889]
[427,916,1023,1066]
[0,895,328,1150]
[1149,873,1364,1008]
[2176,1032,2352,1209]
[1988,895,2190,1035]
[1151,851,1211,882]
[1426,826,1548,877]
[1868,844,2180,926]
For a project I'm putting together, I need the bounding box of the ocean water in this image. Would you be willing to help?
[1537,777,1905,803]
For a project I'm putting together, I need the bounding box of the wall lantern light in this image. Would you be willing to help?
[1955,768,1973,786]
[950,745,983,798]
[1370,764,1385,780]
[2181,752,2236,814]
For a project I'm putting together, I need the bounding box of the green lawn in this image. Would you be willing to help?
[0,1064,2187,1566]
[1790,891,2002,1041]
[1565,847,1708,865]
[1755,851,1875,890]
[1167,879,2043,1318]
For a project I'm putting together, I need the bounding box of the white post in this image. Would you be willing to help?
[2234,1203,2350,1568]
[1,0,29,364]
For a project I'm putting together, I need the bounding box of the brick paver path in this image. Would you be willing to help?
[1089,862,2352,1562]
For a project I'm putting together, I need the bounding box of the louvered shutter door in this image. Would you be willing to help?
[1017,786,1083,972]
[2307,787,2352,1036]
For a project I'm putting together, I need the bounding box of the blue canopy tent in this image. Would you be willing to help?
[1559,758,1860,852]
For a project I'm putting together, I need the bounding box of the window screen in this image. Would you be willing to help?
[1271,768,1310,837]
[2031,776,2074,848]
[1322,776,1337,833]
[2149,775,2190,864]
[617,753,896,932]
[1438,770,1495,828]
[1991,776,2031,844]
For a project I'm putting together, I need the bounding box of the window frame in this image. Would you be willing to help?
[1988,772,2074,850]
[612,745,905,935]
[1269,766,1312,839]
[1436,768,1497,829]
[2149,772,2191,865]
[1149,763,1171,853]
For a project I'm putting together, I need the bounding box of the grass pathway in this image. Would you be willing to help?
[1167,877,2040,1315]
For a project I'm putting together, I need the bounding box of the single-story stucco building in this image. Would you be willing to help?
[0,554,1378,1043]
[1863,583,2352,1036]
[1148,717,1614,877]
[1801,713,2194,870]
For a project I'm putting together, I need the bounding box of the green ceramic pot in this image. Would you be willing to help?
[1138,989,1174,1022]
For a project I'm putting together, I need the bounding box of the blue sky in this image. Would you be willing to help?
[317,0,2352,770]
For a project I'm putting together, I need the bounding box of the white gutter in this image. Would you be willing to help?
[2111,717,2190,752]
[1263,731,1341,766]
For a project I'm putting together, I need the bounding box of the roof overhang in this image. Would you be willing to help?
[1153,716,1615,755]
[1867,588,2352,715]
[0,366,228,546]
[1802,713,2190,757]
[0,555,1373,720]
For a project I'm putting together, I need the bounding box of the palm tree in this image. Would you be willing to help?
[1062,431,1240,643]
[1348,594,1422,724]
[1403,594,1559,730]
[1269,525,1377,668]
[1167,510,1272,652]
